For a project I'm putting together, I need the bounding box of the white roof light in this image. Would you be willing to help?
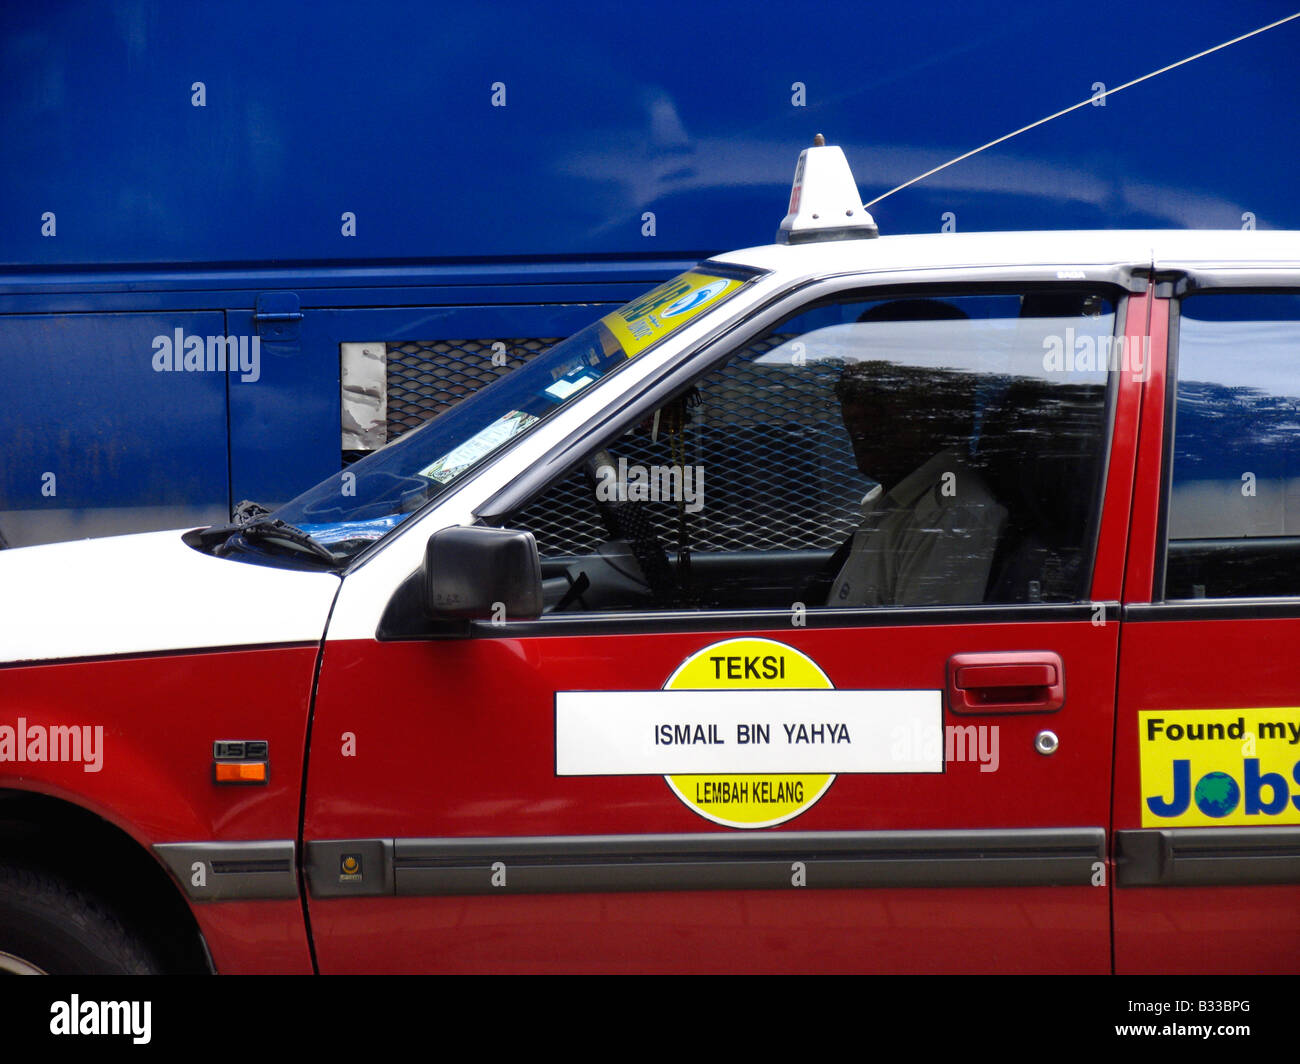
[777,134,878,244]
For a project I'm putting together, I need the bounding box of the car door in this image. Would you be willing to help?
[1114,271,1300,973]
[303,267,1148,973]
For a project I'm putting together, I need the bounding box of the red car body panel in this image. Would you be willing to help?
[1,646,318,972]
[303,609,1122,974]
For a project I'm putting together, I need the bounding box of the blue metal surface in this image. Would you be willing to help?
[2,1,1299,545]
[0,312,230,542]
[3,1,1299,271]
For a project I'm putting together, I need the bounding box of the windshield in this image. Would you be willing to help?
[264,268,754,561]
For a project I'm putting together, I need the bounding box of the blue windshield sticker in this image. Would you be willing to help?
[298,514,404,545]
[544,372,597,402]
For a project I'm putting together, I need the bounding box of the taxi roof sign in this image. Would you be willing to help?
[777,134,878,245]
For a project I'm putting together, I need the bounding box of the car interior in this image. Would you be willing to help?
[509,292,1112,615]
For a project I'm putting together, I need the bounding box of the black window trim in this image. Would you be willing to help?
[378,597,1121,642]
[462,601,1118,639]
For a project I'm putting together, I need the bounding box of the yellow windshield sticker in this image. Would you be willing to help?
[601,272,743,357]
[1140,708,1300,827]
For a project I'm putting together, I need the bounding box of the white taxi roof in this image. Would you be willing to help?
[717,229,1300,275]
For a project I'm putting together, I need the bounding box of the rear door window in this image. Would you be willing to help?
[1164,292,1300,598]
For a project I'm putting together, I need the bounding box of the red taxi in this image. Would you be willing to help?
[2,141,1298,974]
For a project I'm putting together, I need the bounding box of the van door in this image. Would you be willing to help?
[0,312,229,547]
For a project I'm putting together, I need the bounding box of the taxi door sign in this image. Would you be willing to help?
[600,271,745,358]
[1139,708,1300,827]
[556,638,941,829]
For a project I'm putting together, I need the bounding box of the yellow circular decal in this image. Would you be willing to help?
[664,637,835,829]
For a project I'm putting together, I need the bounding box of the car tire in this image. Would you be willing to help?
[0,861,160,974]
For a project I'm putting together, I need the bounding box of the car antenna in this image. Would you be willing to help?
[864,10,1300,209]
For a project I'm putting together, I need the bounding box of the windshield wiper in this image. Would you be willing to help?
[221,517,342,567]
[233,498,272,525]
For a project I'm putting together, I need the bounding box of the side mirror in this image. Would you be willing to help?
[424,526,543,622]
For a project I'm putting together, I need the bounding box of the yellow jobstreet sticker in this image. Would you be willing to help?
[601,272,743,358]
[1139,708,1300,827]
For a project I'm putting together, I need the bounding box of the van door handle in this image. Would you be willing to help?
[947,651,1064,714]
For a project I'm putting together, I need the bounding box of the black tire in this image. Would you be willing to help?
[0,861,160,974]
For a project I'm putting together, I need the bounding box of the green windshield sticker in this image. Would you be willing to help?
[417,409,539,484]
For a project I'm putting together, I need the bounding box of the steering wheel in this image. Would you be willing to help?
[584,450,680,607]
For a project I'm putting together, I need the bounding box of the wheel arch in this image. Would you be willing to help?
[0,788,212,973]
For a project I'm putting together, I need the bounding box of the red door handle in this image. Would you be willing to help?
[947,652,1064,714]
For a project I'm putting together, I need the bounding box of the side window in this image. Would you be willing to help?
[508,288,1115,614]
[1164,292,1300,599]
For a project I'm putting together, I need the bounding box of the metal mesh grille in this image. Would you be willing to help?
[376,334,871,557]
[385,338,560,440]
[514,335,873,556]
